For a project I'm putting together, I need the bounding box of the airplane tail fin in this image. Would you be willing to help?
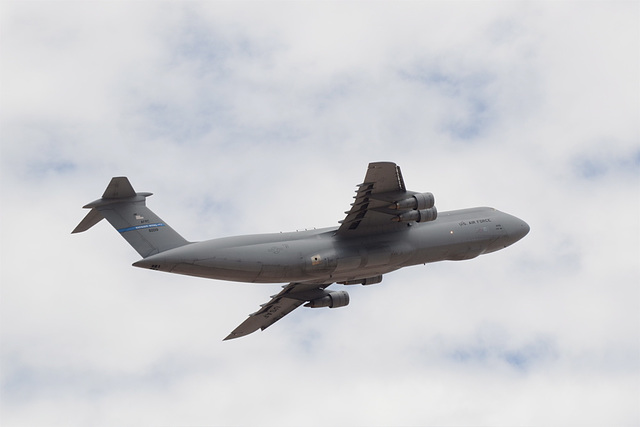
[72,177,190,258]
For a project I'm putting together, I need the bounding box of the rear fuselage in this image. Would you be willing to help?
[134,207,529,284]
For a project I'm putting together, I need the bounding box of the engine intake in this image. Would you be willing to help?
[392,207,438,223]
[304,291,350,308]
[389,192,435,211]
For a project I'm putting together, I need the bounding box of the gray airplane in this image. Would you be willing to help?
[73,162,529,340]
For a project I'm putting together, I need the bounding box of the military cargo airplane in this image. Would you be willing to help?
[73,162,529,340]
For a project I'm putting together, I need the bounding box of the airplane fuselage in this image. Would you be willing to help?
[74,163,530,339]
[134,207,529,285]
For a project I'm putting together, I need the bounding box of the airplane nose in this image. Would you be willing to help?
[512,219,530,241]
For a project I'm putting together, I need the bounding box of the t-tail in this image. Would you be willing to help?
[72,177,190,258]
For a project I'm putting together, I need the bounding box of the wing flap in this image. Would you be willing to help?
[224,297,305,340]
[336,162,410,235]
[224,282,332,340]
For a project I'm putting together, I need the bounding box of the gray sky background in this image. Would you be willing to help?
[1,2,638,426]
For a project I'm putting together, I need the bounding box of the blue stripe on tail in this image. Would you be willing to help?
[118,223,166,233]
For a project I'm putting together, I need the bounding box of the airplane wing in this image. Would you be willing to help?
[336,161,413,235]
[224,282,332,340]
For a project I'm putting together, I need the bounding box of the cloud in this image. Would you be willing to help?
[2,2,638,426]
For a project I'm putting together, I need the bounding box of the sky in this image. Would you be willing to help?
[1,1,639,426]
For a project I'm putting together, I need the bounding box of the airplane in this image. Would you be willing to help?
[72,162,529,340]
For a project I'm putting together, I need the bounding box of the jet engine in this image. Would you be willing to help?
[304,291,350,308]
[388,192,435,210]
[392,206,438,223]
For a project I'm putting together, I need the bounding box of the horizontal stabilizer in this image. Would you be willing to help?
[102,176,136,199]
[73,177,141,233]
[71,208,104,234]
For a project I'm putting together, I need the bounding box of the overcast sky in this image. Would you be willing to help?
[1,2,638,426]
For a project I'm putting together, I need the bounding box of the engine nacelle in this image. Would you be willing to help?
[389,192,435,211]
[392,207,438,223]
[305,291,350,308]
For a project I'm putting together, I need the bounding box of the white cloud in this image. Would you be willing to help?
[2,1,638,426]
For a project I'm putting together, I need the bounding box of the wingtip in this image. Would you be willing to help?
[223,332,242,341]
